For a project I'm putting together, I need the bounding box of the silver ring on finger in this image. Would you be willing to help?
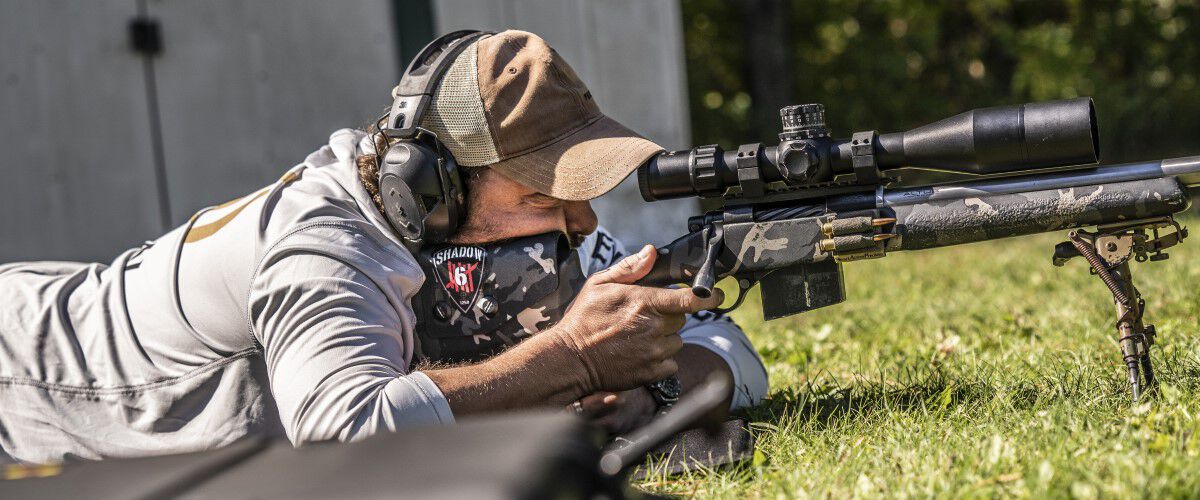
[572,400,584,416]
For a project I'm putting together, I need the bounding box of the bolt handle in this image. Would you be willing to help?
[690,224,724,298]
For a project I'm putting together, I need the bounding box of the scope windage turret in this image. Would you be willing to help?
[638,98,1100,202]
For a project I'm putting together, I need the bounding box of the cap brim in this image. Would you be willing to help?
[488,115,664,201]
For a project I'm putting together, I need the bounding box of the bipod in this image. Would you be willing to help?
[1052,216,1187,401]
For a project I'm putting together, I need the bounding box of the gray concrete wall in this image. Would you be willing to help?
[0,0,401,263]
[0,1,163,262]
[433,0,698,248]
[146,0,399,224]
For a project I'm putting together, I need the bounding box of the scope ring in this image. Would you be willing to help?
[848,130,880,184]
[736,143,765,198]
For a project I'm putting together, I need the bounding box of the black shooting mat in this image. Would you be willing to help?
[0,415,753,499]
[622,419,754,480]
[0,413,601,500]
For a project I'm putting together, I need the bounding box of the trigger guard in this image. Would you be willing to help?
[710,278,755,315]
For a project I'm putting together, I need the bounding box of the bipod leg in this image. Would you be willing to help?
[1134,296,1158,396]
[1068,234,1154,402]
[1114,297,1143,401]
[1109,263,1155,401]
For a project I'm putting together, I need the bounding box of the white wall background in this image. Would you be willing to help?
[0,0,694,263]
[1,0,400,262]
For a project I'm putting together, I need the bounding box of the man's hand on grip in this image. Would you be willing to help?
[549,245,724,395]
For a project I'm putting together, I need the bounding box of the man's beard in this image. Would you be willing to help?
[449,216,587,249]
[567,231,587,248]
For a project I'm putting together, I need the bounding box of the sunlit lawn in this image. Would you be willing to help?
[639,218,1200,498]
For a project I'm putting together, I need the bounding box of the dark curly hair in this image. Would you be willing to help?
[355,129,390,217]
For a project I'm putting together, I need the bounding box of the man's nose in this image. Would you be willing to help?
[564,200,598,238]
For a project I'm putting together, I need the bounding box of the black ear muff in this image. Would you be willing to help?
[379,138,465,245]
[377,30,489,249]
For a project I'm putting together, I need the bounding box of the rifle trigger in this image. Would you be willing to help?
[712,276,755,315]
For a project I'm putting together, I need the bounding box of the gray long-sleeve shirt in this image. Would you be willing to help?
[0,129,766,464]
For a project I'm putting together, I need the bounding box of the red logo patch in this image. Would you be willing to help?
[428,246,488,313]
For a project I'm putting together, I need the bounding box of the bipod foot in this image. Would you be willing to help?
[1132,323,1159,401]
[1141,345,1157,389]
[1120,328,1157,402]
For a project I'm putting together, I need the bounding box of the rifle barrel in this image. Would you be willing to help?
[880,156,1200,207]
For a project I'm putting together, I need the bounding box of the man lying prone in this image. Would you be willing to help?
[0,30,767,463]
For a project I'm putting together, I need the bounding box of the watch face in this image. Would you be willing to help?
[651,376,683,403]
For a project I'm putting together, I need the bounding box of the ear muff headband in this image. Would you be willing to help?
[377,30,492,248]
[385,30,490,139]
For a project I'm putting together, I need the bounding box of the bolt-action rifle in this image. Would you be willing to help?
[636,98,1198,400]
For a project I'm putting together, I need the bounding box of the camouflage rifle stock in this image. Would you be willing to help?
[635,98,1199,400]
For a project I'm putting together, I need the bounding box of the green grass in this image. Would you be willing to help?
[637,221,1200,498]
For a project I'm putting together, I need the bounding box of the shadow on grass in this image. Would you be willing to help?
[739,369,1004,428]
[735,352,1200,428]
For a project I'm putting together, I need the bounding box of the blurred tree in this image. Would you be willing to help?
[740,0,795,141]
[683,0,1200,162]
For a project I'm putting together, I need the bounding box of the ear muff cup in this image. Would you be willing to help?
[379,140,464,244]
[379,172,426,241]
[377,30,487,248]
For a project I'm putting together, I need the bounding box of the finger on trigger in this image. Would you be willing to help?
[681,286,725,312]
[700,286,726,310]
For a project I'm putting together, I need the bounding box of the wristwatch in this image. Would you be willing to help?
[645,375,682,415]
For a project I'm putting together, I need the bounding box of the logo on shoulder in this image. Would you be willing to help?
[428,245,488,313]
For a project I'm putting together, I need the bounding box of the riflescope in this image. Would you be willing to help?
[638,98,1099,202]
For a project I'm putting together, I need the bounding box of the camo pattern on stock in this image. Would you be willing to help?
[886,177,1190,251]
[413,232,586,364]
[639,216,831,289]
[721,218,829,272]
[641,177,1190,292]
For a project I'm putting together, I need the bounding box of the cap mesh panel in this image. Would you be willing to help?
[419,41,499,166]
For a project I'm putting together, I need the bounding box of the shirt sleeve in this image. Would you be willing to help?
[578,227,769,410]
[249,246,453,446]
[677,311,769,410]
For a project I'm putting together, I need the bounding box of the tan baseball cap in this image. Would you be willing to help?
[416,30,664,201]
